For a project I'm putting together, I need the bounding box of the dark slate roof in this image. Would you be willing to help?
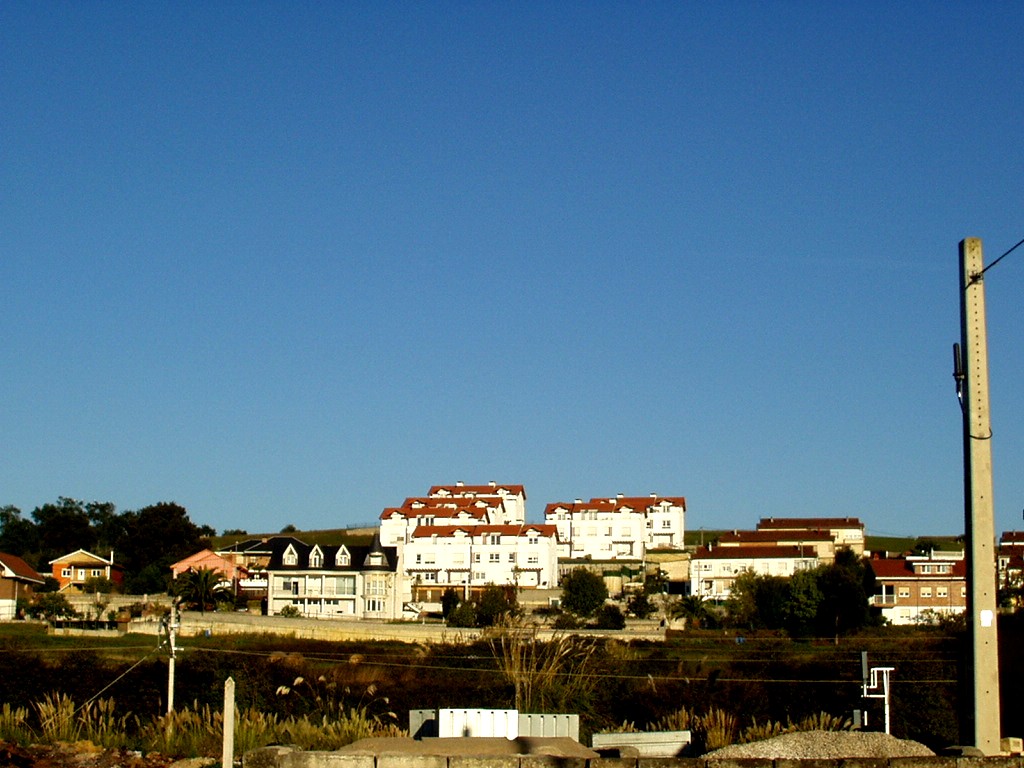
[265,537,398,573]
[218,536,307,554]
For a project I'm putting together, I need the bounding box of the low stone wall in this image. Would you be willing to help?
[243,748,1024,768]
[126,612,666,644]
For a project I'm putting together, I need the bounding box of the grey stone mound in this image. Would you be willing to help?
[705,730,935,759]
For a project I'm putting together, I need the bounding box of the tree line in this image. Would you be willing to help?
[0,498,214,594]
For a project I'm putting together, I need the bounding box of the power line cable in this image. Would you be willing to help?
[980,234,1024,276]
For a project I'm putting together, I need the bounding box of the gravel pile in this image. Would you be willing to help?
[706,730,935,759]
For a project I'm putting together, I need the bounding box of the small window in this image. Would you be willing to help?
[937,587,948,598]
[489,553,500,563]
[920,587,932,598]
[898,587,910,598]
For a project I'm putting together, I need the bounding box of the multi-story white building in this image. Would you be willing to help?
[404,523,559,607]
[379,483,526,547]
[428,482,526,524]
[688,544,819,599]
[544,494,686,561]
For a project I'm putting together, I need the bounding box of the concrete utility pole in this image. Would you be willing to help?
[957,237,1002,754]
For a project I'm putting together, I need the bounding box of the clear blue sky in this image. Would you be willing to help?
[3,3,1023,538]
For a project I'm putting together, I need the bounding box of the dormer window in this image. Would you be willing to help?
[283,546,298,566]
[335,546,351,566]
[309,547,323,568]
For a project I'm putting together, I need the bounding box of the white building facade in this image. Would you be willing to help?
[403,523,560,608]
[688,544,819,599]
[544,494,686,561]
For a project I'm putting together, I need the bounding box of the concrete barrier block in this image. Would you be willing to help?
[521,756,587,768]
[292,754,375,768]
[449,757,522,768]
[637,758,704,768]
[377,754,449,768]
[955,759,1021,768]
[700,758,771,768]
[243,746,296,768]
[774,759,841,768]
[588,757,640,768]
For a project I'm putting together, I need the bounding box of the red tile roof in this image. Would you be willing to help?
[380,506,488,521]
[718,529,834,545]
[0,552,44,583]
[869,558,967,579]
[691,544,819,560]
[411,524,557,539]
[544,496,686,515]
[428,484,526,497]
[757,517,864,530]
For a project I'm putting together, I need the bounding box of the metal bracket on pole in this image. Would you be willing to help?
[862,665,895,735]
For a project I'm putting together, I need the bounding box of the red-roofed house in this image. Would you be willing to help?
[49,550,125,593]
[544,493,686,561]
[428,482,526,524]
[404,523,559,607]
[0,552,44,619]
[868,552,966,625]
[379,483,526,546]
[756,517,865,554]
[716,529,837,561]
[689,544,819,599]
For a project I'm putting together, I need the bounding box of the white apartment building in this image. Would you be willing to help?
[428,482,526,524]
[689,544,819,599]
[379,483,527,547]
[544,494,686,561]
[404,523,559,608]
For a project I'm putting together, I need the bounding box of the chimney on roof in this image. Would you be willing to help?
[650,492,657,498]
[456,481,464,487]
[617,493,624,499]
[574,498,583,504]
[488,481,496,487]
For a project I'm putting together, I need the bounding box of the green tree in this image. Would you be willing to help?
[29,592,78,620]
[476,584,519,627]
[560,568,608,618]
[440,588,460,619]
[172,567,228,614]
[673,594,713,629]
[83,576,116,594]
[32,498,96,564]
[120,502,214,593]
[626,591,654,618]
[448,601,477,627]
[0,505,39,560]
[784,568,822,634]
[815,551,873,639]
[593,603,626,629]
[725,569,761,628]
